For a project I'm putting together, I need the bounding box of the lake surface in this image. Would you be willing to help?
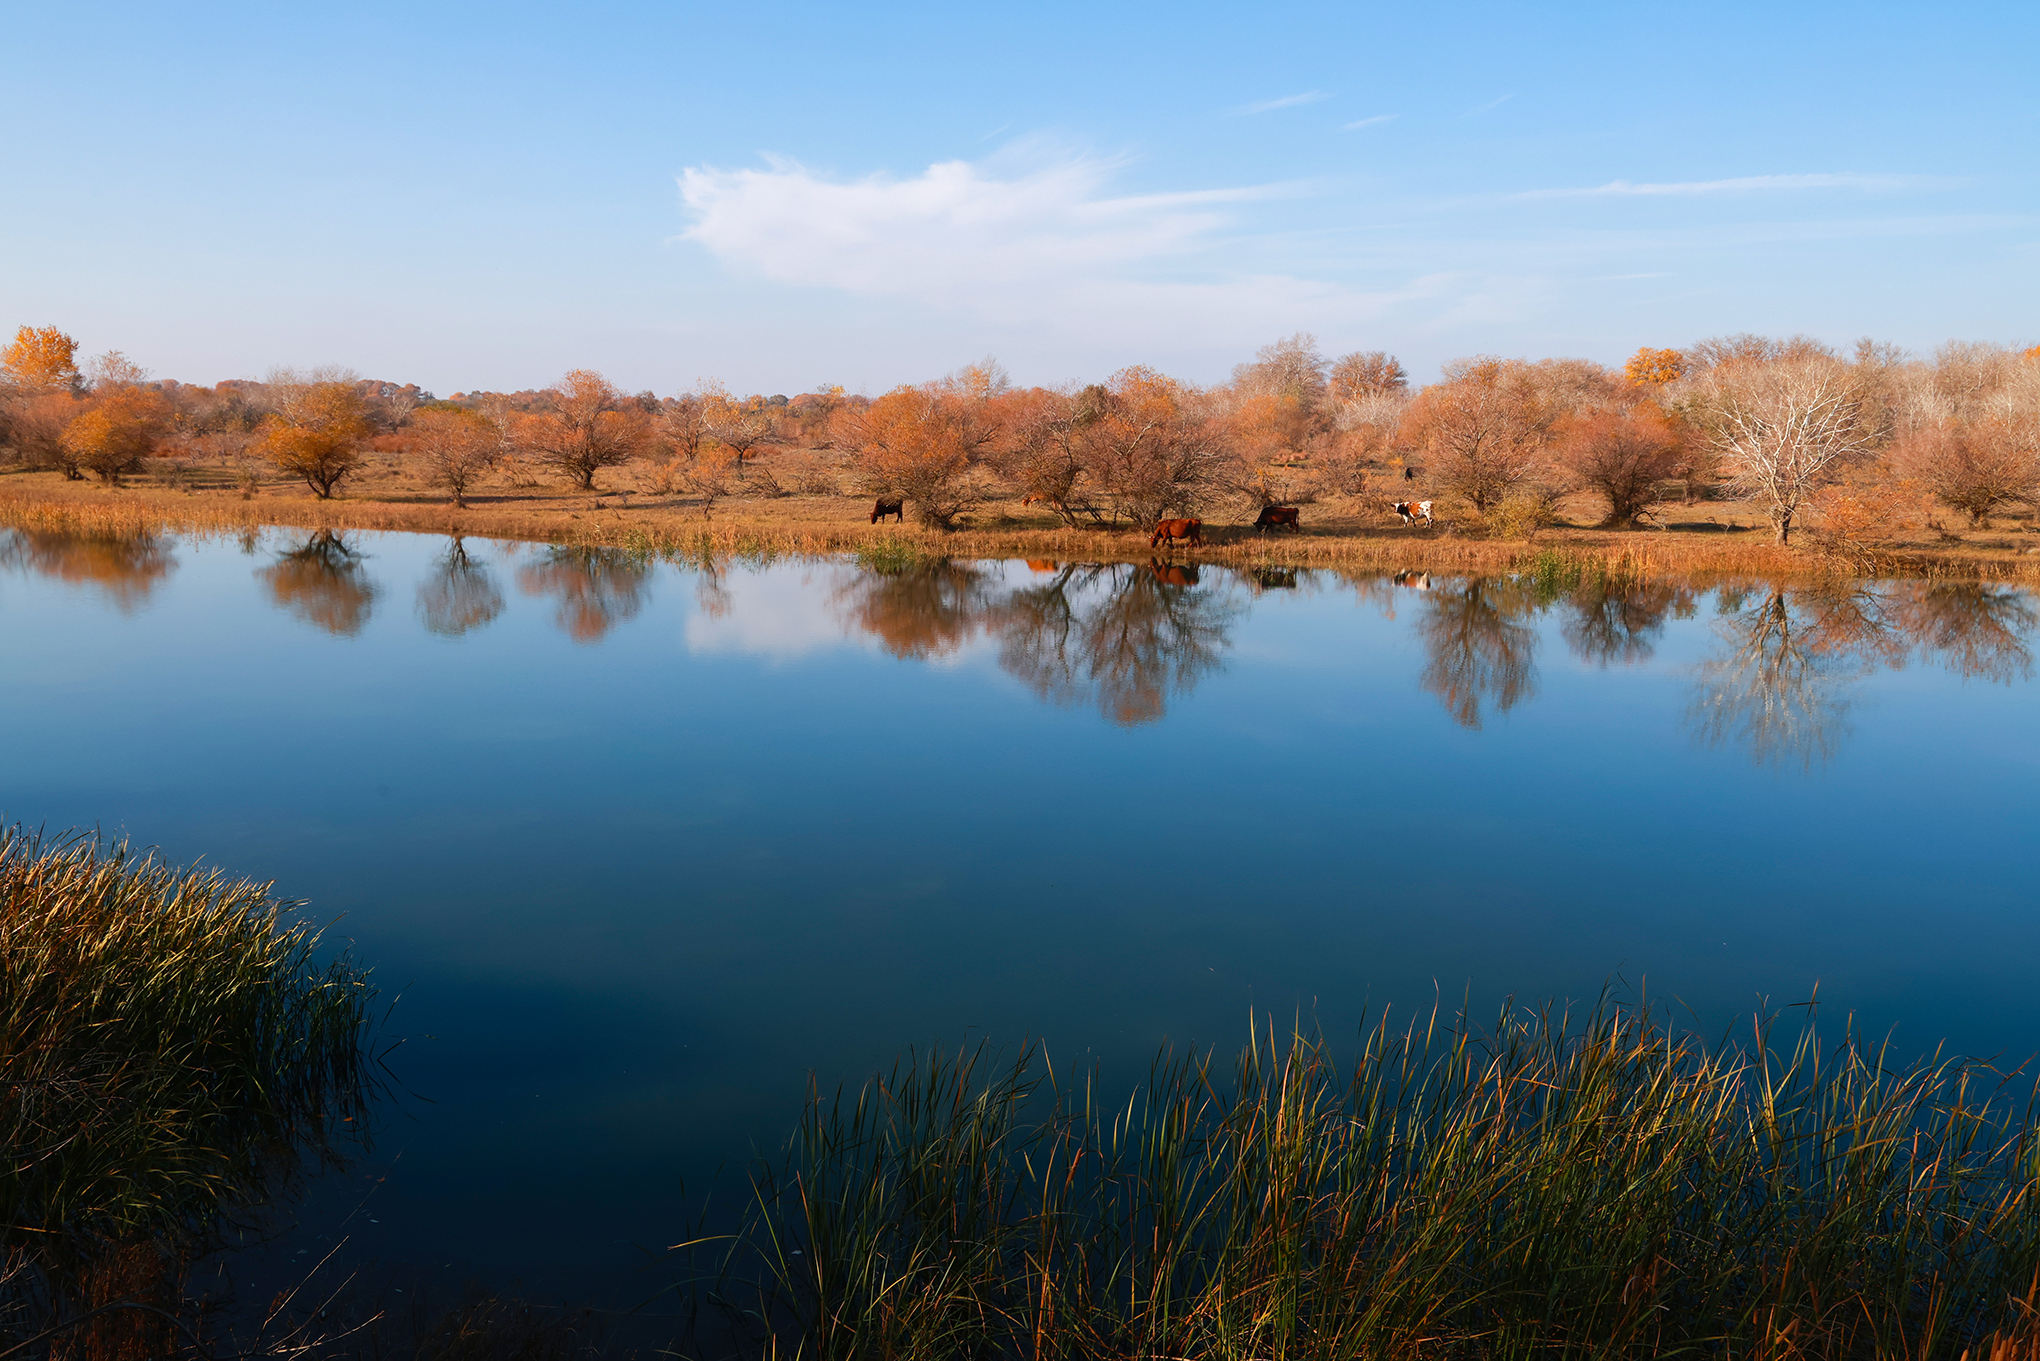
[4,524,2038,1316]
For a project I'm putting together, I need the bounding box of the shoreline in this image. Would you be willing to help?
[6,474,2037,584]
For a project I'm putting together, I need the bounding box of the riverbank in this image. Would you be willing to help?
[6,465,2038,582]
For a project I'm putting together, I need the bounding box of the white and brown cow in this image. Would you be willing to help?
[1391,500,1434,526]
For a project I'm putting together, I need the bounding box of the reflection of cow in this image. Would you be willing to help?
[1024,559,1060,573]
[1252,567,1298,590]
[1391,500,1434,526]
[871,498,904,524]
[1149,558,1200,587]
[1254,505,1302,533]
[1150,518,1205,549]
[1393,571,1433,591]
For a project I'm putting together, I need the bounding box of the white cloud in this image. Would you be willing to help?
[674,147,1495,350]
[1515,173,1930,200]
[1344,114,1397,130]
[1234,91,1328,115]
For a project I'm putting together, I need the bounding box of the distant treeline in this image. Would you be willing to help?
[3,326,2037,545]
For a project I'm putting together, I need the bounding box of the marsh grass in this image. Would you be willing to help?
[713,1003,2040,1361]
[7,484,2035,586]
[0,826,377,1355]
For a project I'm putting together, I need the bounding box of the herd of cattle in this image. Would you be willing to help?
[871,496,1438,539]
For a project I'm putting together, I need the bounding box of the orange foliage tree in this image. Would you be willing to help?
[1552,405,1686,526]
[1623,347,1687,387]
[517,370,651,491]
[2,325,82,394]
[1396,358,1554,514]
[837,363,1005,528]
[261,381,373,498]
[1082,367,1239,527]
[60,386,174,485]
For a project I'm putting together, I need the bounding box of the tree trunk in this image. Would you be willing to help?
[1775,510,1792,545]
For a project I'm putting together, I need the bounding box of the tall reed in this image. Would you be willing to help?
[0,826,378,1349]
[723,1003,2040,1360]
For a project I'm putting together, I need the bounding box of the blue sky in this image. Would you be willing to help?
[2,0,2033,394]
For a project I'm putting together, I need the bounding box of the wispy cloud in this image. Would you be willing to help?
[1343,114,1397,130]
[1514,172,1932,200]
[1235,91,1327,115]
[1462,93,1514,118]
[674,147,1524,349]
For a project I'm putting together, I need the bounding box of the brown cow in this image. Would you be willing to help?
[1254,505,1301,532]
[1149,517,1205,549]
[871,498,905,524]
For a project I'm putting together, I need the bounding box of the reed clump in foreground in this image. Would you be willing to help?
[716,1004,2040,1361]
[0,826,378,1358]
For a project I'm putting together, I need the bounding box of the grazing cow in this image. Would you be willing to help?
[870,497,904,524]
[1149,558,1200,586]
[1391,500,1434,526]
[1254,505,1302,533]
[1149,517,1205,549]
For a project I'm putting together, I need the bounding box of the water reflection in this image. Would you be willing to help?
[516,547,651,644]
[415,536,504,638]
[1560,579,1697,668]
[258,530,376,637]
[990,561,1238,725]
[0,529,177,612]
[1416,579,1539,730]
[833,560,992,660]
[1689,583,2037,768]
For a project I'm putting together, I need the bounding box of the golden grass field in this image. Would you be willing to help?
[5,446,2038,583]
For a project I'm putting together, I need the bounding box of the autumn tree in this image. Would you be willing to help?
[1623,347,1686,387]
[1328,351,1408,401]
[1396,358,1554,514]
[699,381,775,467]
[1690,354,1875,545]
[837,361,1005,529]
[408,406,501,508]
[2,326,82,394]
[1230,333,1330,457]
[1553,405,1685,526]
[517,370,652,491]
[1082,367,1240,527]
[997,383,1107,525]
[60,385,173,485]
[260,374,373,498]
[1890,424,2032,526]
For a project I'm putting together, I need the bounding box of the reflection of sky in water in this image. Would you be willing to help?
[3,526,2039,1311]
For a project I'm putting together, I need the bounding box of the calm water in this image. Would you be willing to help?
[4,524,2039,1311]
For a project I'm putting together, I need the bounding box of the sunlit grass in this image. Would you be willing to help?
[0,826,377,1342]
[717,1003,2040,1360]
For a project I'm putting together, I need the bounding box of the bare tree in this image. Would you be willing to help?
[415,535,504,635]
[699,380,776,468]
[1690,356,1876,544]
[408,407,501,507]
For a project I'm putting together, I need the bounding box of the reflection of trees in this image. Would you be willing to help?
[1898,584,2037,683]
[516,546,650,644]
[829,559,1239,725]
[1559,580,1696,667]
[415,535,503,637]
[258,530,376,637]
[1687,582,2037,767]
[1417,579,1538,729]
[987,561,1238,726]
[833,560,992,660]
[0,529,176,613]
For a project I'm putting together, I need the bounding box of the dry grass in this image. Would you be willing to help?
[704,1002,2040,1361]
[7,458,2038,584]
